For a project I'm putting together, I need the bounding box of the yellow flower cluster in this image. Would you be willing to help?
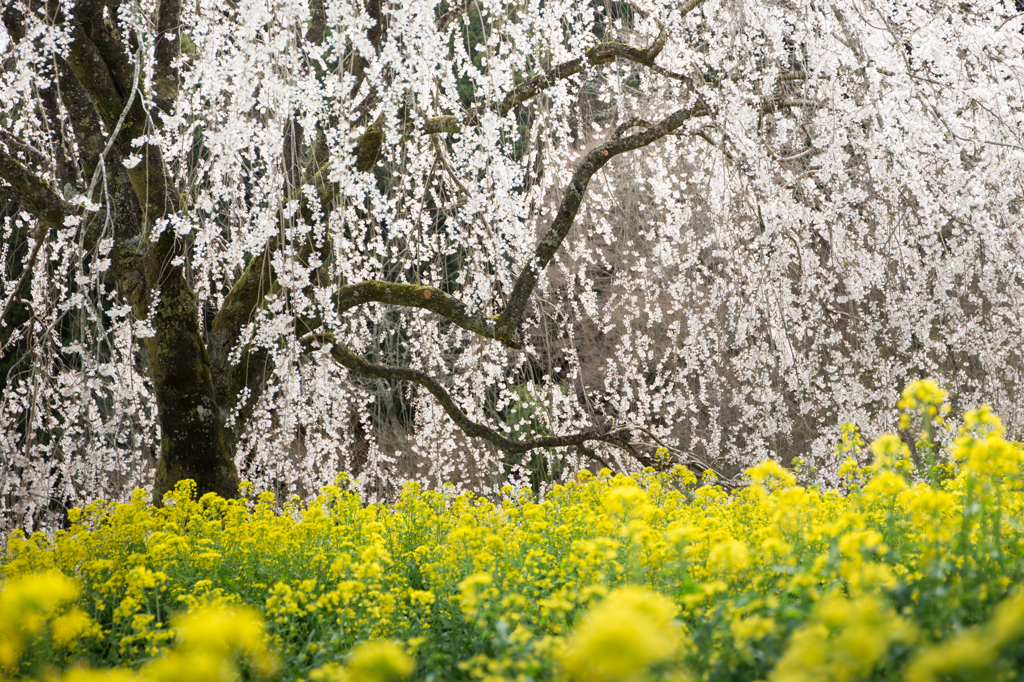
[0,571,98,671]
[2,386,1024,682]
[560,586,683,682]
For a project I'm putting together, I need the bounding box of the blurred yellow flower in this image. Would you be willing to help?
[346,639,415,682]
[0,570,80,668]
[770,593,915,682]
[560,586,683,682]
[707,539,751,577]
[904,593,1024,682]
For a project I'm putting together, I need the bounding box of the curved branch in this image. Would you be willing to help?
[612,117,652,140]
[332,280,518,347]
[423,26,672,136]
[495,100,711,338]
[318,22,681,218]
[307,333,635,458]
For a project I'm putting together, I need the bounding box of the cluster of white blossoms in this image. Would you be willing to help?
[0,0,1022,529]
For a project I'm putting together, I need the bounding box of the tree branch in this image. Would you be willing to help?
[646,62,693,84]
[612,117,652,140]
[760,97,818,114]
[422,26,672,136]
[0,150,69,232]
[0,130,48,168]
[494,100,711,339]
[315,23,681,217]
[65,23,133,134]
[55,59,106,180]
[81,0,136,99]
[52,57,147,269]
[332,280,519,348]
[308,332,635,458]
[678,0,710,17]
[629,425,739,488]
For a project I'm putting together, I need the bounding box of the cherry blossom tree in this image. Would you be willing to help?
[1,0,1022,529]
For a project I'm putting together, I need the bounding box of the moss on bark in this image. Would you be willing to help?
[147,273,239,504]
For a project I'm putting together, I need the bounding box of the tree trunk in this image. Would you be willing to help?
[146,257,239,503]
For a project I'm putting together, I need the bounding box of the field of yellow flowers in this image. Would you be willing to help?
[3,381,1024,682]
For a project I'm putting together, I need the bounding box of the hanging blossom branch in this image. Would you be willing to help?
[208,5,686,425]
[422,21,671,135]
[0,147,66,329]
[312,99,712,463]
[493,101,712,340]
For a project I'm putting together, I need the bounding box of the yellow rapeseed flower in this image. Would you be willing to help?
[347,639,415,682]
[706,539,751,577]
[769,592,915,682]
[162,603,278,680]
[0,570,80,668]
[560,586,683,682]
[457,572,494,622]
[746,460,797,492]
[905,593,1024,682]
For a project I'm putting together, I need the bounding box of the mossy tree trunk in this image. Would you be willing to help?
[1,0,239,503]
[145,230,239,502]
